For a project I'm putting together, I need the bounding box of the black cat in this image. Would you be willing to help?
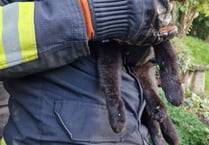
[89,33,183,145]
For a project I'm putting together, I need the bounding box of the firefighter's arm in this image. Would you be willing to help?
[0,0,33,6]
[0,0,90,79]
[0,0,173,79]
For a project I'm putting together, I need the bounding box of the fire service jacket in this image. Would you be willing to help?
[0,0,90,79]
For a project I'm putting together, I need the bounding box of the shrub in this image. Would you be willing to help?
[173,36,209,93]
[159,89,209,145]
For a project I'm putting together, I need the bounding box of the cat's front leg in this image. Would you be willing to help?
[153,40,184,106]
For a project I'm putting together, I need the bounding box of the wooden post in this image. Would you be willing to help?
[191,70,205,94]
[182,64,209,95]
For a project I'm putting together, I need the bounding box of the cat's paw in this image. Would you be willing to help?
[160,116,179,145]
[152,106,167,122]
[108,99,126,133]
[111,113,126,133]
[161,75,184,106]
[148,103,167,122]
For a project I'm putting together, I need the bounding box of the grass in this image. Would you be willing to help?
[182,36,209,65]
[173,36,209,94]
[159,89,209,145]
[168,105,209,145]
[205,72,209,93]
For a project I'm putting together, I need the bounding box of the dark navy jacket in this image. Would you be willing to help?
[3,56,148,144]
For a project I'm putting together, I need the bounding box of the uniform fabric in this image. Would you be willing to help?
[0,0,89,79]
[78,0,94,40]
[3,56,149,145]
[0,81,9,137]
[0,2,37,69]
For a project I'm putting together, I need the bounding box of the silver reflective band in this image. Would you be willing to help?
[2,3,23,67]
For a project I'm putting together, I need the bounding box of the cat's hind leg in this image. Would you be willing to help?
[142,108,167,145]
[142,108,179,145]
[160,115,179,145]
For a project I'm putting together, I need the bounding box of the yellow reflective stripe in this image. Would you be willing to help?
[0,2,37,69]
[1,137,7,145]
[18,2,38,63]
[0,7,7,69]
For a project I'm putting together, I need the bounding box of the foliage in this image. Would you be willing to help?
[179,36,209,65]
[172,36,209,92]
[172,37,193,74]
[159,89,209,145]
[190,12,209,41]
[184,87,209,122]
[205,72,209,94]
[177,0,209,13]
[174,0,209,37]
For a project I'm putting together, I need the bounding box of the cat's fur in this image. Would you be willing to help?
[89,39,183,145]
[142,107,179,145]
[137,60,179,145]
